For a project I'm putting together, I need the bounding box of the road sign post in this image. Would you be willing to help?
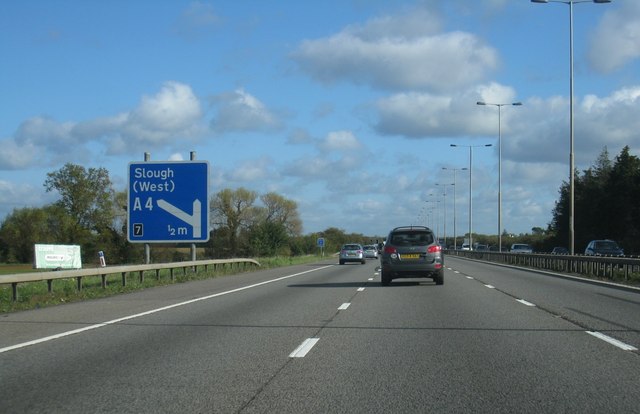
[317,237,325,257]
[128,161,209,243]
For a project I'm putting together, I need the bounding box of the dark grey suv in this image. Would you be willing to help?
[380,226,444,286]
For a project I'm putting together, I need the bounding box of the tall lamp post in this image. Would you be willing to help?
[428,195,441,242]
[450,143,492,250]
[436,182,454,248]
[442,167,467,250]
[531,0,612,255]
[476,101,522,252]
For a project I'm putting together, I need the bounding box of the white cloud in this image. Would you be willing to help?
[0,139,40,170]
[318,130,362,152]
[174,1,221,39]
[227,157,274,182]
[209,88,283,133]
[374,83,516,138]
[291,9,498,92]
[589,0,640,73]
[0,82,204,169]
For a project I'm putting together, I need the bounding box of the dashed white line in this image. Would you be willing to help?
[586,331,638,351]
[357,287,365,292]
[516,299,536,307]
[338,303,350,310]
[466,276,474,280]
[289,338,320,358]
[485,284,495,289]
[0,265,335,355]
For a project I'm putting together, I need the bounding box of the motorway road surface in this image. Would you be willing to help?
[1,256,639,413]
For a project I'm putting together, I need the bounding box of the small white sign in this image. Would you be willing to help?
[34,244,82,269]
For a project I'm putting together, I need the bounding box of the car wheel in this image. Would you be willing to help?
[381,270,391,286]
[434,270,444,285]
[339,260,344,265]
[361,259,366,264]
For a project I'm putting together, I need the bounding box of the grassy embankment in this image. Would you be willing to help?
[0,255,328,313]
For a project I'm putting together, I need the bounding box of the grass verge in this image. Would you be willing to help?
[0,255,327,314]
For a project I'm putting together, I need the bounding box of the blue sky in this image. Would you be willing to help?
[2,0,640,240]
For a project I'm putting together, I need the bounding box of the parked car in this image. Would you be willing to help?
[551,246,569,255]
[379,226,444,286]
[460,244,471,251]
[510,243,533,253]
[363,245,378,259]
[339,243,366,265]
[584,240,624,256]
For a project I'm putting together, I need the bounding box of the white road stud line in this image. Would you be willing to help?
[0,265,335,354]
[586,331,638,351]
[289,337,320,358]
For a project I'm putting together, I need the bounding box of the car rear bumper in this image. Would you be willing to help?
[381,260,443,277]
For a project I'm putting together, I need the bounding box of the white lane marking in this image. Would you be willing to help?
[586,331,638,351]
[516,299,536,307]
[289,338,320,358]
[357,287,365,292]
[465,276,474,279]
[0,265,335,354]
[368,278,374,281]
[485,284,495,289]
[338,303,350,310]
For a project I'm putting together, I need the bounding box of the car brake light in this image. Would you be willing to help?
[384,246,397,254]
[427,245,441,253]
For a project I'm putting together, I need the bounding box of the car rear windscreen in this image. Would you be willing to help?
[391,231,433,246]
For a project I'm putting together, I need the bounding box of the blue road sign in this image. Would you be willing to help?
[128,161,209,243]
[317,237,325,248]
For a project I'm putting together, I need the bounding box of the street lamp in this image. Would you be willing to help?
[477,101,522,252]
[442,167,467,250]
[428,195,441,242]
[450,143,492,250]
[436,182,454,248]
[531,0,612,255]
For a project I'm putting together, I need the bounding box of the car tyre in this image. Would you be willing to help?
[339,260,344,265]
[381,270,391,286]
[361,259,366,264]
[434,270,444,285]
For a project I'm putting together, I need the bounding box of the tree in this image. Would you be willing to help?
[0,205,79,263]
[44,163,115,234]
[604,146,640,252]
[249,220,290,256]
[260,192,303,236]
[549,146,640,254]
[210,188,258,256]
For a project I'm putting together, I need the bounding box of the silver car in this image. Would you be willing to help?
[363,245,378,259]
[380,226,444,285]
[510,243,533,253]
[339,243,366,265]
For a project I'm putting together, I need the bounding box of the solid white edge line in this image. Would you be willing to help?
[289,337,320,358]
[0,265,335,354]
[586,331,638,351]
[516,299,536,307]
[338,303,350,310]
